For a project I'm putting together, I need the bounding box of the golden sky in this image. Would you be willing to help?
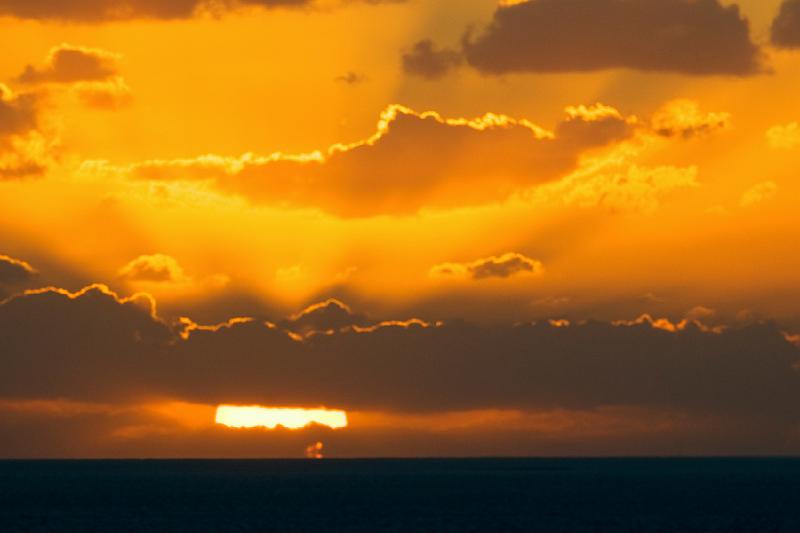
[1,0,800,457]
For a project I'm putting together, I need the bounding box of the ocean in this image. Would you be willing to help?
[1,458,799,532]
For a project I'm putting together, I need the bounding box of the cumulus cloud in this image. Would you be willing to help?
[766,122,800,149]
[740,181,778,207]
[86,103,636,216]
[17,44,120,85]
[461,0,764,76]
[16,44,133,110]
[118,254,188,283]
[651,99,731,139]
[1,285,798,426]
[0,254,37,286]
[401,40,462,80]
[431,253,543,281]
[771,0,800,48]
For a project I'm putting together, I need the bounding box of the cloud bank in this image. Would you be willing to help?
[1,284,798,423]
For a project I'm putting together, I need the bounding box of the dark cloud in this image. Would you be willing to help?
[1,285,798,433]
[281,298,368,334]
[461,0,764,76]
[402,40,462,80]
[0,254,37,286]
[431,253,543,280]
[0,0,381,22]
[650,99,731,139]
[114,104,635,217]
[772,0,800,48]
[17,44,119,85]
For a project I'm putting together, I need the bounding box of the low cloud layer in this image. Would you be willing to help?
[1,284,798,426]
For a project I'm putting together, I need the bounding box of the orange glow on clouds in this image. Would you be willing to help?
[215,405,348,430]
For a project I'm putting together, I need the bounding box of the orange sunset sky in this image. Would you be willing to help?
[1,0,800,457]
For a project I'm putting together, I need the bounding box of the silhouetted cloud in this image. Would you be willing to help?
[461,0,764,76]
[17,44,120,84]
[0,85,47,179]
[772,0,800,48]
[431,253,543,280]
[282,299,368,334]
[89,103,636,216]
[402,40,462,80]
[0,254,36,286]
[1,285,798,429]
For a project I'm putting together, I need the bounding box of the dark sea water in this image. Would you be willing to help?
[1,458,799,532]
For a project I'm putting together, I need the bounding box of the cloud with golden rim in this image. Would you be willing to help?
[453,0,764,76]
[84,103,636,217]
[1,285,798,423]
[0,254,37,286]
[118,254,188,283]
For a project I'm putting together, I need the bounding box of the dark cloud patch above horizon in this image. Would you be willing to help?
[772,0,800,48]
[460,0,764,76]
[1,285,798,428]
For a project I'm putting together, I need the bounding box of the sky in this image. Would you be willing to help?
[1,0,800,458]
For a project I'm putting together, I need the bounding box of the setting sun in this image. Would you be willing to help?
[215,406,348,430]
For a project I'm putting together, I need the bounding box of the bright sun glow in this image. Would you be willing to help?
[215,405,348,429]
